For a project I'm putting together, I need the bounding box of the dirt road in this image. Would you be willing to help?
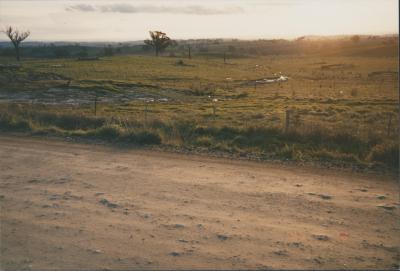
[0,136,399,270]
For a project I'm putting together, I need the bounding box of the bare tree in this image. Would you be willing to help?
[144,31,173,56]
[4,26,30,61]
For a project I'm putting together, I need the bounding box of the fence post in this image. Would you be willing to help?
[211,98,218,120]
[387,114,392,137]
[285,109,290,133]
[144,102,148,128]
[94,94,97,116]
[223,52,226,64]
[213,104,216,119]
[188,45,191,59]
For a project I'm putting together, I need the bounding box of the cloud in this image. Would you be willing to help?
[66,3,244,15]
[66,4,96,12]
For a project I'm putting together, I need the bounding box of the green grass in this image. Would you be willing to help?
[0,104,398,171]
[0,52,398,172]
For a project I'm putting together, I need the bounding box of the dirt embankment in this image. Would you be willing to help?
[0,136,399,270]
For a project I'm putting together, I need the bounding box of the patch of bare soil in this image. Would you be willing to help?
[0,136,399,270]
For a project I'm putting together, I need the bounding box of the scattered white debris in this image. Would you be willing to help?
[256,75,289,84]
[138,98,155,103]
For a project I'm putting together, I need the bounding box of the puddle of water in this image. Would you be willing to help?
[0,87,169,105]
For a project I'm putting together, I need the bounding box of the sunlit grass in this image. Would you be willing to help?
[0,53,398,171]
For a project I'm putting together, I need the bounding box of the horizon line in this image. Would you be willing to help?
[0,33,398,44]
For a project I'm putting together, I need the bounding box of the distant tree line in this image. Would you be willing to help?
[1,26,398,60]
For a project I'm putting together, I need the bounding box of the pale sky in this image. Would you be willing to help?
[0,0,398,41]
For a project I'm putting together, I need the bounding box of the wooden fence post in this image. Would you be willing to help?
[188,45,191,59]
[211,99,218,120]
[213,104,216,119]
[144,102,148,128]
[285,110,290,133]
[94,94,97,116]
[387,114,392,137]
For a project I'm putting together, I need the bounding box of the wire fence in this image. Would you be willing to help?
[1,90,398,143]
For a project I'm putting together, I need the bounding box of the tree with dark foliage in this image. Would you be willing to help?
[103,45,114,56]
[77,47,88,58]
[4,26,30,61]
[144,31,173,56]
[53,47,71,58]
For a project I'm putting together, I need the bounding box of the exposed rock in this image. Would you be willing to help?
[217,234,229,241]
[308,192,332,200]
[169,251,181,257]
[163,224,185,230]
[274,250,288,256]
[312,234,329,241]
[99,199,118,208]
[319,194,332,200]
[314,257,323,264]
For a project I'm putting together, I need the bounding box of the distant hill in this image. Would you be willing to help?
[0,34,397,58]
[0,41,145,48]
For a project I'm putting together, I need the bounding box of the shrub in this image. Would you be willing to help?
[215,126,238,140]
[368,142,399,169]
[0,113,32,132]
[232,135,247,146]
[276,144,296,160]
[329,132,367,154]
[296,129,368,154]
[175,120,196,142]
[121,130,162,145]
[32,126,64,136]
[90,125,121,140]
[194,136,213,147]
[243,126,280,147]
[313,149,360,164]
[32,112,104,130]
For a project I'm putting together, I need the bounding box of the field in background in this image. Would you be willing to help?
[0,37,398,172]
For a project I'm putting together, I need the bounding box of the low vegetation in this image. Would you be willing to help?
[0,101,397,172]
[0,37,398,172]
